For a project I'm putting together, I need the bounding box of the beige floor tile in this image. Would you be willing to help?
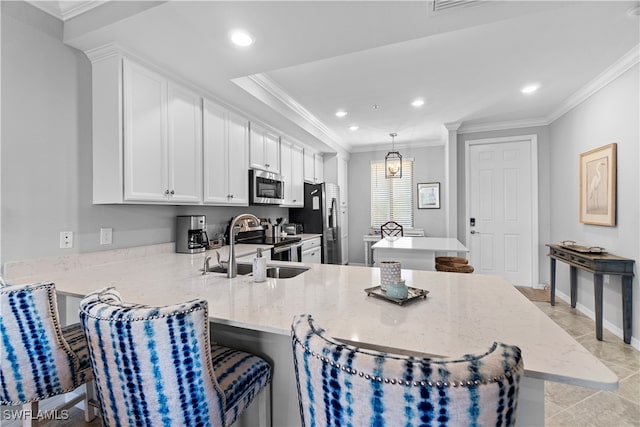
[544,381,598,409]
[546,391,640,427]
[577,335,640,370]
[616,373,640,406]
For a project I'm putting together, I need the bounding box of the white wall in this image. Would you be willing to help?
[549,64,639,346]
[347,145,446,264]
[0,1,288,263]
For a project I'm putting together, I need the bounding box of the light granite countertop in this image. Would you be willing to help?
[5,243,617,391]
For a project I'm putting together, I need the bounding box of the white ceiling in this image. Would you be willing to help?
[43,0,640,153]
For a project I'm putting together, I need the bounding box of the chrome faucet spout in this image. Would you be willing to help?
[227,213,260,278]
[203,255,212,275]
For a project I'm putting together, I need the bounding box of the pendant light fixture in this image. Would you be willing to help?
[385,132,402,178]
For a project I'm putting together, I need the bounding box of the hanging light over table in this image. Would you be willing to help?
[385,132,402,178]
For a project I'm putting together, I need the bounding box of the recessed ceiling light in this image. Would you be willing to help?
[229,30,254,47]
[335,110,348,117]
[521,84,540,94]
[411,99,425,107]
[349,126,359,131]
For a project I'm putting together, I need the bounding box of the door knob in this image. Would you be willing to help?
[470,230,480,234]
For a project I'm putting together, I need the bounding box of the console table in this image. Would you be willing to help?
[547,244,635,344]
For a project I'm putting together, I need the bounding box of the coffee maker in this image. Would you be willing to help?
[176,215,209,254]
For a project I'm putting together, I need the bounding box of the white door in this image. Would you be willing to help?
[202,100,229,204]
[264,131,280,173]
[467,136,538,286]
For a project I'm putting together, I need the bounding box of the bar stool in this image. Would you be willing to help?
[79,287,272,427]
[291,314,523,426]
[436,256,475,273]
[1,282,96,426]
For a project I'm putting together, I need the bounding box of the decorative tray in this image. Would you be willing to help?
[559,241,606,254]
[364,286,429,306]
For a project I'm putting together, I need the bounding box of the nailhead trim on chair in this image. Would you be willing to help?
[292,335,522,388]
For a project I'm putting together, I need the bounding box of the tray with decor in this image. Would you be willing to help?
[559,240,606,254]
[364,285,429,306]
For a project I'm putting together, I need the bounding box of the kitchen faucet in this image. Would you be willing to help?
[227,213,260,278]
[202,255,211,275]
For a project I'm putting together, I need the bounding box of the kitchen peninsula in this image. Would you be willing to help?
[5,244,617,427]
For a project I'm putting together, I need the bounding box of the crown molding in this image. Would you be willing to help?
[243,74,349,152]
[458,117,550,134]
[547,44,639,123]
[26,1,108,21]
[444,121,462,131]
[350,138,444,153]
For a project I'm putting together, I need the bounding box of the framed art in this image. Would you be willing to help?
[579,143,616,226]
[417,182,440,209]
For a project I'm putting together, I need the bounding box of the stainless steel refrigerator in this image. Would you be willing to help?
[289,182,341,264]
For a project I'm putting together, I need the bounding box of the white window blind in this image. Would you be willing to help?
[370,159,414,228]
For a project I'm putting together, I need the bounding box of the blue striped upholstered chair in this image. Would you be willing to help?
[0,282,96,426]
[291,314,524,427]
[79,287,272,427]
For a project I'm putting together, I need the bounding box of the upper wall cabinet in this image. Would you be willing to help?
[202,99,249,206]
[249,122,280,174]
[280,139,304,207]
[324,154,348,206]
[304,149,324,184]
[92,55,202,204]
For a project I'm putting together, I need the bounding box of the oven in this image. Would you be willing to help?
[250,170,284,205]
[271,240,303,262]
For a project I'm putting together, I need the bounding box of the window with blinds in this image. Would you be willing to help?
[370,159,414,228]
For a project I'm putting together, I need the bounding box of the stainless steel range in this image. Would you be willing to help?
[226,218,302,261]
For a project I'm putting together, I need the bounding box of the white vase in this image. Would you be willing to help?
[380,261,401,291]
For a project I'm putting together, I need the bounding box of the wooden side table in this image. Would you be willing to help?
[547,244,635,344]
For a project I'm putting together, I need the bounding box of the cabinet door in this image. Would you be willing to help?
[303,149,315,183]
[167,82,202,203]
[264,131,280,173]
[280,142,293,205]
[314,153,324,183]
[290,145,304,206]
[202,100,229,204]
[123,61,168,201]
[226,111,249,205]
[302,248,322,263]
[338,156,348,206]
[249,122,265,170]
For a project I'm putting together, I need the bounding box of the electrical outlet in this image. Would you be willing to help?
[100,228,113,245]
[60,231,73,249]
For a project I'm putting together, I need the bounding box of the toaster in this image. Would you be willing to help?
[283,223,303,235]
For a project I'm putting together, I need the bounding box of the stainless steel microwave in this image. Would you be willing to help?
[250,170,285,205]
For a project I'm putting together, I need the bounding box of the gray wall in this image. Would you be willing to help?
[0,1,287,264]
[548,64,639,342]
[347,145,446,264]
[456,125,552,284]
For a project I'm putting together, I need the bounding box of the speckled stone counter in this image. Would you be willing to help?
[5,243,617,426]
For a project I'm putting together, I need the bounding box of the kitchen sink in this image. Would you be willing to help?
[265,266,309,279]
[203,263,308,279]
[204,263,253,275]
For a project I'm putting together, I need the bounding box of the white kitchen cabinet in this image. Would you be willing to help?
[340,207,349,264]
[93,56,202,204]
[303,149,324,183]
[249,122,280,173]
[301,237,322,263]
[123,62,202,203]
[323,154,349,206]
[203,99,249,206]
[280,140,304,207]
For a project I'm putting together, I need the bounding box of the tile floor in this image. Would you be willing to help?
[2,297,639,426]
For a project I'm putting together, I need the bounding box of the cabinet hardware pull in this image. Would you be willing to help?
[170,190,175,195]
[164,189,170,195]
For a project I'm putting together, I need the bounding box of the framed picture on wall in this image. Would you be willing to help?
[417,182,440,209]
[579,143,617,226]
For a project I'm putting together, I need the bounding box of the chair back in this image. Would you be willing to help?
[381,221,403,239]
[79,288,226,426]
[291,314,523,427]
[1,282,87,404]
